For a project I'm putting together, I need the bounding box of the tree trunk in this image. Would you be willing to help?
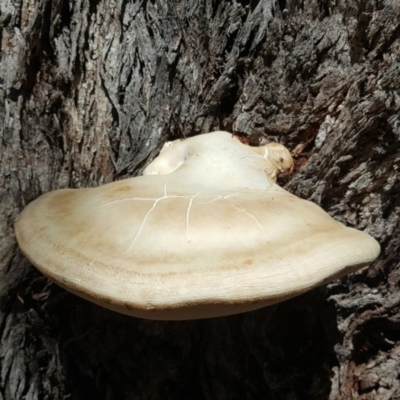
[1,0,399,399]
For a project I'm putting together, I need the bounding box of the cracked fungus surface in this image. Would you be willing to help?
[15,132,380,319]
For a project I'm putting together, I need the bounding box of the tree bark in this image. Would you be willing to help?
[1,0,399,399]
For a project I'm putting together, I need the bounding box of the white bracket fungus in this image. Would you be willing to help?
[15,131,380,320]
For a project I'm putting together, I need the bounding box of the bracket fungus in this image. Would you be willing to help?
[15,131,380,320]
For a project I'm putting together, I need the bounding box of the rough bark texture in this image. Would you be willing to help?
[1,0,400,399]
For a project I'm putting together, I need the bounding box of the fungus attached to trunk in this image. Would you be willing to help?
[15,131,380,320]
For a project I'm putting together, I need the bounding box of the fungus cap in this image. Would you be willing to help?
[15,131,380,320]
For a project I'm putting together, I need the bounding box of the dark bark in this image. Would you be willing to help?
[1,0,399,399]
